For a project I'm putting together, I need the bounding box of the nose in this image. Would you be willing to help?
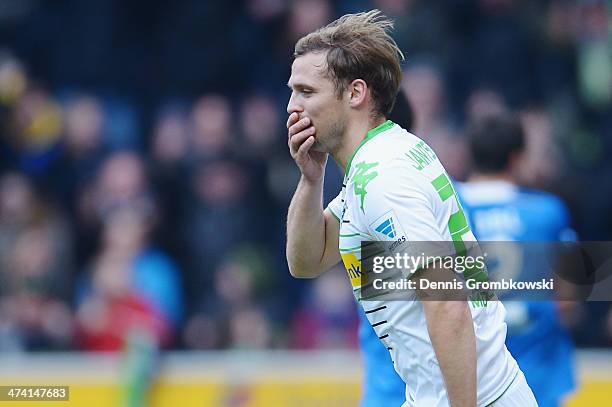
[286,92,303,115]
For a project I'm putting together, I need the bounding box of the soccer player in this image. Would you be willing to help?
[457,114,576,407]
[285,10,536,407]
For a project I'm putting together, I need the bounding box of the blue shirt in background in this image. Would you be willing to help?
[457,180,576,407]
[358,306,406,407]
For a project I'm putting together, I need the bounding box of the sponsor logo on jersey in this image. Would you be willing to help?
[389,235,406,252]
[341,252,368,288]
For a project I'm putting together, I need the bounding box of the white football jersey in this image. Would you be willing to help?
[327,121,519,406]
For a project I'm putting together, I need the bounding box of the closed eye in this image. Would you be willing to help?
[287,82,315,94]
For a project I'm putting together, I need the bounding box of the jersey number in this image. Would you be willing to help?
[432,173,490,304]
[431,173,471,255]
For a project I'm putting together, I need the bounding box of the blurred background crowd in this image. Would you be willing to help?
[0,0,611,354]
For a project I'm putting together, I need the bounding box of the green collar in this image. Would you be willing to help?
[344,120,395,176]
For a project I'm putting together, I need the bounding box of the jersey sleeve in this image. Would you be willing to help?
[358,159,459,279]
[362,159,446,243]
[325,191,343,222]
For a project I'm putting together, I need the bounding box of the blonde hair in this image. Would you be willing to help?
[294,10,404,117]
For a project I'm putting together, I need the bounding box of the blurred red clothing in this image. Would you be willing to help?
[76,294,170,351]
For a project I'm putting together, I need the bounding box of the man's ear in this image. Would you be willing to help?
[348,79,368,108]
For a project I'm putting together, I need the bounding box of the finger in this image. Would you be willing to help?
[289,130,309,157]
[295,136,315,161]
[289,126,315,155]
[288,117,311,137]
[286,112,299,129]
[289,127,315,155]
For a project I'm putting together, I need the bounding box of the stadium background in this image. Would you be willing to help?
[0,0,611,405]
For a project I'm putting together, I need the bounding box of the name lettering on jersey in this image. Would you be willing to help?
[405,140,437,171]
[353,161,379,212]
[473,208,522,238]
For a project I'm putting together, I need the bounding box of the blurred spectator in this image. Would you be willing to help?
[2,85,63,179]
[0,51,27,107]
[518,107,564,187]
[181,157,255,301]
[266,154,302,207]
[467,0,537,108]
[287,0,332,44]
[231,0,288,87]
[151,106,189,166]
[183,246,275,349]
[0,173,74,351]
[402,61,468,179]
[235,92,288,245]
[219,253,274,350]
[290,265,359,349]
[82,150,149,225]
[148,104,191,265]
[246,0,285,22]
[372,0,449,59]
[402,61,447,133]
[0,53,28,169]
[238,93,282,159]
[535,0,579,104]
[74,201,183,407]
[228,308,272,349]
[75,203,183,351]
[46,94,108,218]
[62,95,105,162]
[189,94,233,160]
[75,151,150,267]
[465,87,509,124]
[576,0,612,111]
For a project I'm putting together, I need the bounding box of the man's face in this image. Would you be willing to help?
[287,52,348,152]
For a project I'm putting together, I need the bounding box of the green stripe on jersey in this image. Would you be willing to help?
[339,232,368,237]
[432,173,454,201]
[339,245,362,253]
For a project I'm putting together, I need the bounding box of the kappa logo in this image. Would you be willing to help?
[353,161,379,212]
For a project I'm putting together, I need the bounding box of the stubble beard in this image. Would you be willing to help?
[311,119,346,155]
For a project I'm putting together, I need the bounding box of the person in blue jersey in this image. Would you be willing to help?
[356,89,414,407]
[457,113,576,407]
